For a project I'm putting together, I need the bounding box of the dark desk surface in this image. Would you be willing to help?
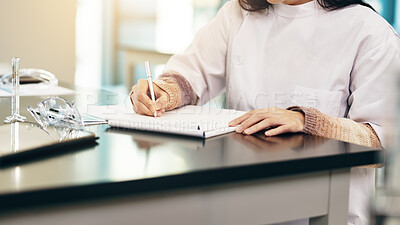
[0,86,383,212]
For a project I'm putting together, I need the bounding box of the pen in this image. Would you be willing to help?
[145,61,157,118]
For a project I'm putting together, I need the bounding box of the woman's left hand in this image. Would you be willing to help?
[229,107,305,136]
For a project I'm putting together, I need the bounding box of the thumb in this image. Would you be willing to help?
[155,95,168,110]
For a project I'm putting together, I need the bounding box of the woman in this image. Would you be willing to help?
[130,0,400,224]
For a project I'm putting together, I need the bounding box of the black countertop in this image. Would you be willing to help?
[0,86,384,212]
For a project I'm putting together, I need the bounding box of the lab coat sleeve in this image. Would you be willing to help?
[162,1,236,105]
[348,20,400,148]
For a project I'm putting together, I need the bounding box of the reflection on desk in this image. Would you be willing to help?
[0,122,96,168]
[0,125,382,210]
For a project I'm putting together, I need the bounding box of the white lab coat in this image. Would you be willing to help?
[164,0,400,224]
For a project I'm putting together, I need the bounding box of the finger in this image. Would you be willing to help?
[136,79,156,113]
[236,113,272,133]
[130,91,136,110]
[153,83,170,108]
[152,108,165,117]
[264,125,293,136]
[138,93,156,114]
[154,94,168,110]
[136,79,149,93]
[130,86,138,107]
[132,101,138,113]
[153,83,168,98]
[243,118,280,135]
[135,101,154,116]
[229,111,254,127]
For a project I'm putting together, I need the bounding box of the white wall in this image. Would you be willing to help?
[0,0,76,84]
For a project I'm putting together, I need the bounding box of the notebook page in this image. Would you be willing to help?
[87,105,246,137]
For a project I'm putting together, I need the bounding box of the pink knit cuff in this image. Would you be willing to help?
[287,106,318,135]
[153,79,180,111]
[158,72,198,107]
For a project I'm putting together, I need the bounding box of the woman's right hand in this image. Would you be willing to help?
[130,79,170,117]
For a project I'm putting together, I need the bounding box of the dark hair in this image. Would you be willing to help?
[238,0,375,12]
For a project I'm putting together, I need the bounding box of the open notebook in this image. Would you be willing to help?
[87,105,246,138]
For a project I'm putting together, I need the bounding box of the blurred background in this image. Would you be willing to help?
[0,0,229,93]
[74,0,230,93]
[0,0,396,92]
